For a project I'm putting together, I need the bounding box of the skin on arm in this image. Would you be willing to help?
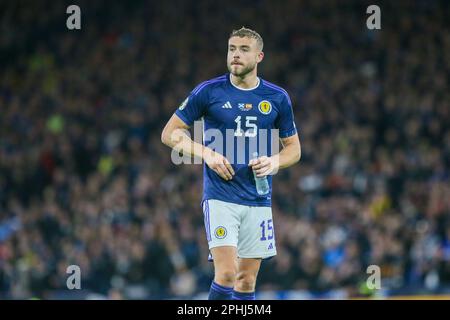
[161,114,235,180]
[249,133,301,177]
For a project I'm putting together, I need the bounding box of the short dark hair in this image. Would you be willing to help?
[229,27,264,51]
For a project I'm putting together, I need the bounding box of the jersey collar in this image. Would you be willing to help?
[229,73,261,91]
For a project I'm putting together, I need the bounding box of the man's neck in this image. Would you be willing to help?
[230,73,259,89]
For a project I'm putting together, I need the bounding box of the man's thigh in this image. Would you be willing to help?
[210,246,238,273]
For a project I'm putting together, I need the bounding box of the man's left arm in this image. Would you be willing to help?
[250,133,301,177]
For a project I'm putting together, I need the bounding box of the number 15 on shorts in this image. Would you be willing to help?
[260,219,273,241]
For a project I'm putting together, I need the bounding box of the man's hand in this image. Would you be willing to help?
[249,155,279,177]
[204,149,235,181]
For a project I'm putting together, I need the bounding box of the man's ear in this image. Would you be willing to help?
[257,51,264,63]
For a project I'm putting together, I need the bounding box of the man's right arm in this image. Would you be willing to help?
[161,113,205,161]
[161,114,235,180]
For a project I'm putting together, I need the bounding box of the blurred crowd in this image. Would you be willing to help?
[1,0,449,299]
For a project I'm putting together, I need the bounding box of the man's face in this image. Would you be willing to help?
[227,36,263,77]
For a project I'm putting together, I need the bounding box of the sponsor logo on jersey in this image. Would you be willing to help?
[222,101,232,109]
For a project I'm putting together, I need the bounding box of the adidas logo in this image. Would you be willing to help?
[268,243,273,250]
[222,101,232,109]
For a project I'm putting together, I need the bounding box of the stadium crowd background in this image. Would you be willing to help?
[0,0,449,299]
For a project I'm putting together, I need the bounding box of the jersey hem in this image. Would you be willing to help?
[202,196,271,207]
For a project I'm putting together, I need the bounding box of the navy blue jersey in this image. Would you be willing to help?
[175,73,297,207]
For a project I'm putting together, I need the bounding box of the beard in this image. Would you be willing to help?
[227,61,256,77]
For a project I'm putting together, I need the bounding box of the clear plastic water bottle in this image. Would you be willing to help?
[252,152,270,195]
